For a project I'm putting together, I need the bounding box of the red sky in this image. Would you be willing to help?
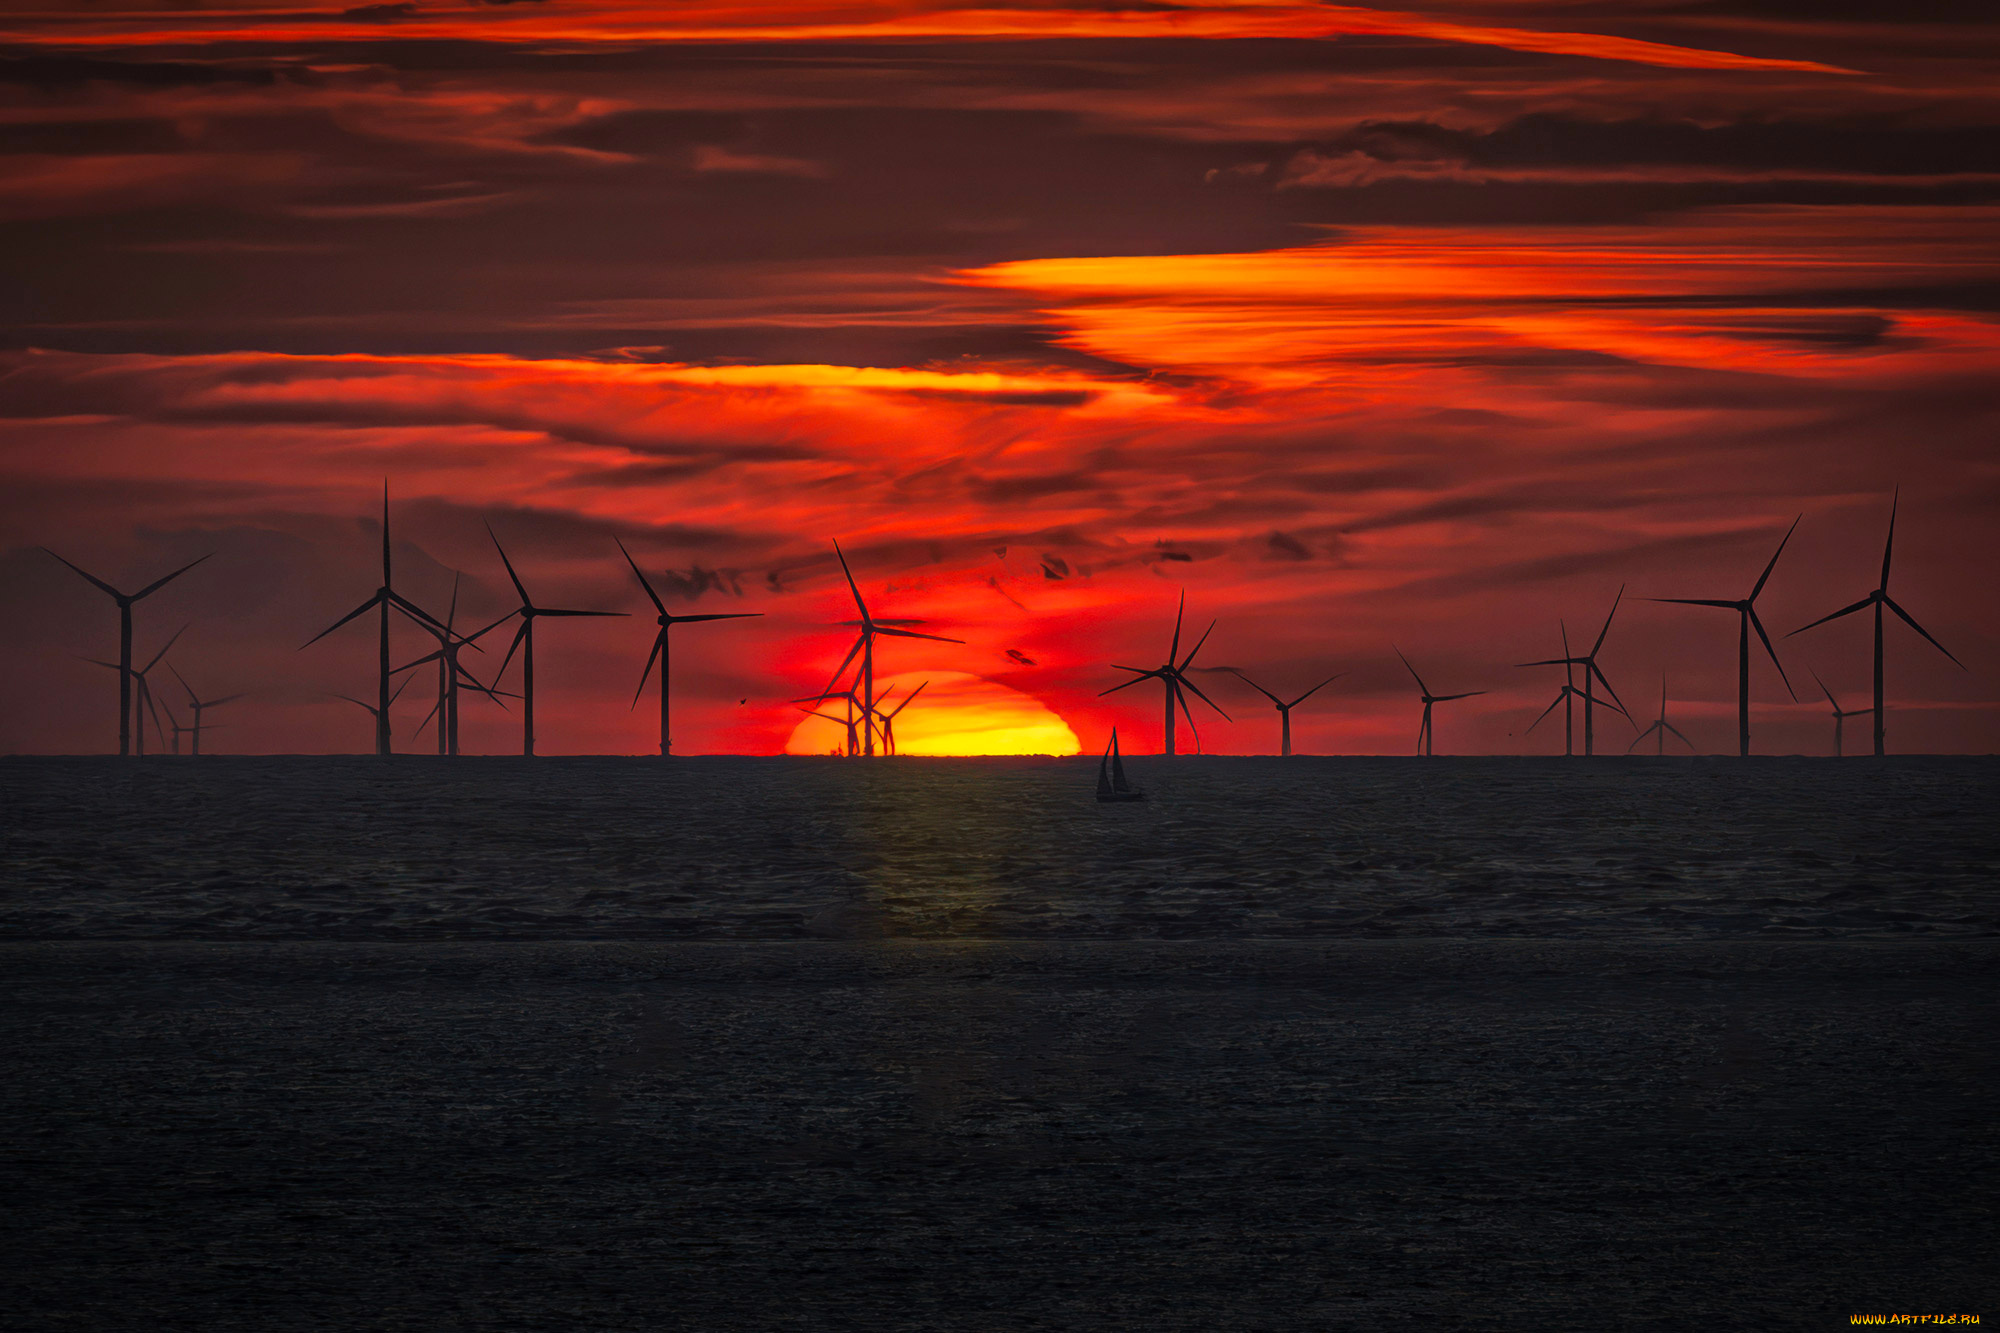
[2,0,1996,754]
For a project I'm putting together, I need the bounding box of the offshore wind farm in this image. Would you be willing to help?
[4,3,1998,1330]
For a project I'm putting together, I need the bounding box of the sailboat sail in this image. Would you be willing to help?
[1110,729,1131,792]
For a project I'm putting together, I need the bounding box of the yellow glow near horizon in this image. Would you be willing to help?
[784,671,1080,756]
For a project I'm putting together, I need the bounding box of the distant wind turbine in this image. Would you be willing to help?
[1787,489,1964,756]
[817,541,960,757]
[302,484,446,757]
[1215,667,1343,756]
[1521,622,1630,756]
[1627,676,1695,755]
[615,537,760,756]
[1395,647,1484,756]
[331,677,415,752]
[392,575,512,757]
[1516,587,1629,756]
[1101,592,1229,756]
[43,548,209,755]
[871,681,927,756]
[487,525,627,757]
[1647,515,1800,757]
[79,624,185,757]
[1810,669,1875,758]
[165,662,246,757]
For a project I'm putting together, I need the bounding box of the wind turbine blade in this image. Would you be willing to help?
[413,692,443,739]
[1524,692,1566,735]
[1883,595,1966,669]
[537,608,628,618]
[140,624,187,673]
[675,613,761,623]
[1514,657,1578,669]
[1108,664,1149,675]
[1665,723,1696,751]
[1392,646,1429,696]
[1747,607,1798,700]
[633,634,664,708]
[871,626,962,644]
[452,664,507,704]
[812,634,866,708]
[886,681,928,718]
[389,673,415,706]
[301,593,383,649]
[167,660,198,705]
[1177,619,1218,671]
[1787,595,1874,638]
[41,549,123,599]
[1880,485,1898,589]
[392,648,447,674]
[1174,670,1232,719]
[831,540,869,621]
[331,693,373,714]
[1588,662,1628,718]
[390,593,448,634]
[1749,514,1802,601]
[1174,677,1202,748]
[1287,671,1347,708]
[133,552,212,601]
[486,524,532,608]
[1809,667,1837,710]
[1645,598,1738,609]
[464,610,518,645]
[1217,668,1279,704]
[78,657,121,672]
[494,618,531,684]
[1169,589,1186,663]
[1591,584,1624,656]
[614,536,667,615]
[1626,724,1656,754]
[208,693,249,708]
[445,573,459,634]
[1435,691,1486,702]
[1099,672,1160,698]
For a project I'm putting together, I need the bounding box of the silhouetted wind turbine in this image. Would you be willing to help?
[487,525,626,757]
[871,681,927,756]
[43,548,209,755]
[615,537,760,756]
[818,541,961,757]
[1787,489,1964,756]
[1647,516,1799,757]
[302,484,444,757]
[1628,676,1695,755]
[1395,647,1484,756]
[1810,669,1875,758]
[1217,667,1343,756]
[1522,622,1600,756]
[1101,592,1229,756]
[1516,587,1629,756]
[331,677,414,752]
[392,575,511,757]
[80,624,185,757]
[796,677,865,756]
[166,662,245,757]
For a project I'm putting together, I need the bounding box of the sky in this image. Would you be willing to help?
[1,0,1996,755]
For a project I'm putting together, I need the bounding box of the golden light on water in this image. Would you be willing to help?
[783,671,1080,756]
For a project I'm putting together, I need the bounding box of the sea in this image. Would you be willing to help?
[3,757,1995,1330]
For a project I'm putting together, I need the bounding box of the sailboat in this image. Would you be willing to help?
[1096,728,1146,802]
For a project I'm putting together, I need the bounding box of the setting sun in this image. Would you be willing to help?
[783,672,1080,756]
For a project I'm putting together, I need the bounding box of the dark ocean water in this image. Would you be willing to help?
[2,755,1995,941]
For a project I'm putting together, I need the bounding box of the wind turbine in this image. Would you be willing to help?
[1216,667,1343,756]
[871,682,927,756]
[1395,648,1484,756]
[1100,592,1230,756]
[1628,676,1696,755]
[486,525,627,757]
[302,483,446,757]
[331,677,414,752]
[391,575,512,757]
[1521,622,1601,756]
[817,541,961,757]
[1516,587,1629,756]
[1787,489,1964,756]
[795,677,865,756]
[615,537,760,756]
[1810,669,1874,758]
[1646,516,1800,757]
[42,548,210,755]
[79,624,185,757]
[165,662,245,757]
